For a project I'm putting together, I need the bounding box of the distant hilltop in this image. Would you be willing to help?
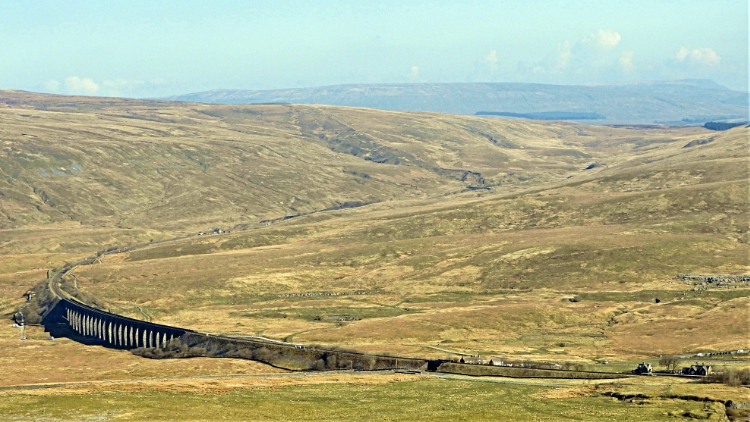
[475,111,605,120]
[161,80,748,125]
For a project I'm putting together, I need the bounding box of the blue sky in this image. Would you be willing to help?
[1,0,747,97]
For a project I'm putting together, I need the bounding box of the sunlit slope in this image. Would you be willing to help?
[0,91,709,232]
[70,126,749,358]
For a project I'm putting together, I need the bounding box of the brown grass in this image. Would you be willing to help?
[0,326,284,387]
[0,93,747,395]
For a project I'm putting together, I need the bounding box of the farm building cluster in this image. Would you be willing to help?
[679,365,711,376]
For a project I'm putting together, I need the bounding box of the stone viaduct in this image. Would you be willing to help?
[45,297,190,350]
[34,250,429,372]
[40,252,191,350]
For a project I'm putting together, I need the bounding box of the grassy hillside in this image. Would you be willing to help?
[0,375,727,421]
[0,89,711,235]
[0,91,747,380]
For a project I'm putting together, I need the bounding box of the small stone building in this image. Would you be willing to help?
[633,362,653,374]
[681,365,711,376]
[459,355,485,365]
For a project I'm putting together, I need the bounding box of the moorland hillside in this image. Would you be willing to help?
[0,90,710,234]
[67,125,747,359]
[0,91,747,364]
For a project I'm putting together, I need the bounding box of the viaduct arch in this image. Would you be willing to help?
[44,297,190,350]
[40,256,191,350]
[33,251,429,372]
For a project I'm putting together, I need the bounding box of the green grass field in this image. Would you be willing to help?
[0,377,719,421]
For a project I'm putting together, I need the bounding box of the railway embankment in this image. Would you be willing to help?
[134,333,427,371]
[437,362,632,380]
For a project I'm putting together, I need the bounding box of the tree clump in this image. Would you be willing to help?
[16,280,56,325]
[659,355,679,372]
[703,366,750,387]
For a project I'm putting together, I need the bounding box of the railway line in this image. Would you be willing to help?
[27,235,716,380]
[35,242,430,372]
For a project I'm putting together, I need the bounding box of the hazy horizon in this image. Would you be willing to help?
[2,0,747,98]
[164,78,741,94]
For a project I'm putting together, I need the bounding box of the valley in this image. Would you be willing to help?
[0,91,747,421]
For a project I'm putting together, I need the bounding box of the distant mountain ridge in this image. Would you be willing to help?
[162,80,749,125]
[475,111,605,120]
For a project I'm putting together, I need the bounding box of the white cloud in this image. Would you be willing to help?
[620,51,635,71]
[675,47,690,61]
[38,77,170,97]
[692,49,720,66]
[593,29,621,50]
[64,76,99,95]
[512,29,731,87]
[520,29,627,83]
[483,50,500,73]
[410,66,419,77]
[675,47,720,67]
[484,50,499,65]
[555,41,572,70]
